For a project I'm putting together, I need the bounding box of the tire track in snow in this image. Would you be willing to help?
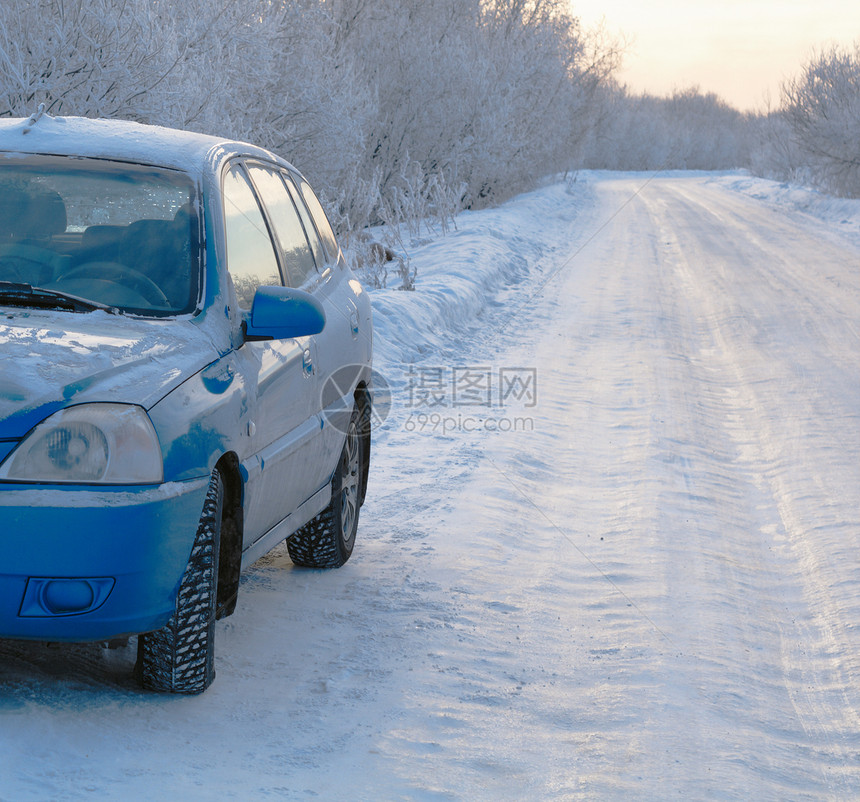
[386,173,860,797]
[632,176,860,796]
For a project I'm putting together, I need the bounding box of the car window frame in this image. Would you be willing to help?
[220,158,285,310]
[243,162,320,290]
[294,174,341,265]
[281,170,329,274]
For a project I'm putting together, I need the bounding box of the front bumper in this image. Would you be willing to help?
[0,477,209,642]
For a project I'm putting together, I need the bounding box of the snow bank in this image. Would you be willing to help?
[368,178,595,371]
[709,171,860,244]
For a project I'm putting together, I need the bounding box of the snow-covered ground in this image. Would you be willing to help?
[1,171,859,800]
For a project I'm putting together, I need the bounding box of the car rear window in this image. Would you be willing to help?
[0,154,200,315]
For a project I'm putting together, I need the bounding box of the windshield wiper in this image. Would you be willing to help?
[0,282,117,314]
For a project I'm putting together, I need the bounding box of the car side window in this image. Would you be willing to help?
[282,174,327,268]
[298,178,340,262]
[222,163,281,309]
[247,166,317,289]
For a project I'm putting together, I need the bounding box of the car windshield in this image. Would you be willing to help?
[0,154,200,315]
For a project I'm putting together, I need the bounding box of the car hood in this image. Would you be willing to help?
[0,310,221,439]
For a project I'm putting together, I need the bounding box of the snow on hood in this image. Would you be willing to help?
[0,309,220,439]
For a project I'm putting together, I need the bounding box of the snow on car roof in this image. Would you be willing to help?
[0,114,288,177]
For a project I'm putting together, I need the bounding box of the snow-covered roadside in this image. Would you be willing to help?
[371,168,860,379]
[367,177,596,369]
[357,170,860,799]
[708,171,860,246]
[370,169,860,365]
[341,170,860,798]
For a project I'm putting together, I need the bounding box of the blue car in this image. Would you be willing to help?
[0,114,373,693]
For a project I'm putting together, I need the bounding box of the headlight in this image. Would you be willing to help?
[0,404,163,484]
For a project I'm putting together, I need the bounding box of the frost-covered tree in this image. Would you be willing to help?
[326,0,620,227]
[0,0,622,232]
[0,0,369,204]
[779,43,860,197]
[0,0,192,121]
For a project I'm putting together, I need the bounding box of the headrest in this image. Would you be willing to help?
[0,181,67,239]
[119,219,177,270]
[81,224,125,251]
[0,182,30,238]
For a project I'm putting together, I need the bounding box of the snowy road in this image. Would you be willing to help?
[1,173,859,800]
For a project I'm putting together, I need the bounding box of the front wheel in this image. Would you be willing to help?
[287,404,364,569]
[135,468,222,694]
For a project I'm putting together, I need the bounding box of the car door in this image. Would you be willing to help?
[242,163,337,497]
[221,160,323,545]
[284,171,365,461]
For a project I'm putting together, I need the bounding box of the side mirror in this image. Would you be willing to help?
[243,286,325,341]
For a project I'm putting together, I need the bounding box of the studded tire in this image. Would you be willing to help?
[287,405,363,569]
[136,468,222,694]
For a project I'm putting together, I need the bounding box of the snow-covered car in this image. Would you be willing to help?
[0,115,373,693]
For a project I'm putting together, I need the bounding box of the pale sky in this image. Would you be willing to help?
[572,1,860,111]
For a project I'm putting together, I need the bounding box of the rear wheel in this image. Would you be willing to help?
[288,404,363,569]
[135,468,222,694]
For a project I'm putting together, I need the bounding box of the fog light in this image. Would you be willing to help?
[43,580,95,614]
[19,577,115,617]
